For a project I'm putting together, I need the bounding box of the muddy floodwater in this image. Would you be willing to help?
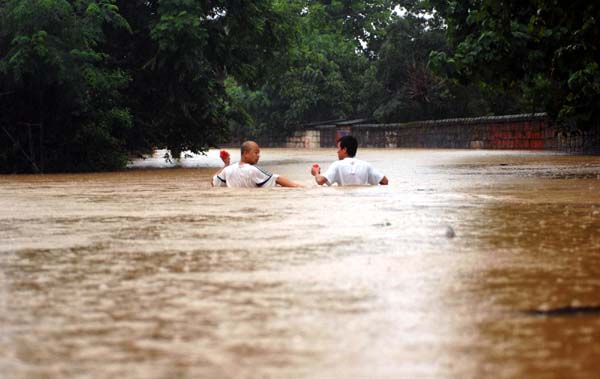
[1,148,600,379]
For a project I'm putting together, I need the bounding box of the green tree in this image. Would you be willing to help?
[107,0,295,158]
[427,0,600,130]
[300,0,395,56]
[0,0,131,173]
[372,13,449,122]
[372,10,524,122]
[229,0,395,141]
[1,0,295,172]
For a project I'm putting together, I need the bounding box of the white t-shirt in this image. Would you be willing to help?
[213,163,279,188]
[322,158,384,186]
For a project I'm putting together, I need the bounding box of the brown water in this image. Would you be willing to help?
[1,148,599,379]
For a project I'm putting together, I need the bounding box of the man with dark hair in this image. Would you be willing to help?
[311,135,388,186]
[212,141,301,188]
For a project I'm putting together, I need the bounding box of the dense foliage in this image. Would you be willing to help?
[0,0,132,172]
[1,0,598,172]
[226,0,396,142]
[109,0,293,158]
[229,0,526,141]
[426,0,600,131]
[0,0,292,173]
[370,13,501,122]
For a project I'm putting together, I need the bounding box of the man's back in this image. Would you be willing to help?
[214,163,279,188]
[323,158,384,186]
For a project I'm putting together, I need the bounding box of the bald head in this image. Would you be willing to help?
[241,141,258,155]
[240,141,260,165]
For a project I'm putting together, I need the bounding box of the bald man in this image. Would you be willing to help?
[212,141,301,188]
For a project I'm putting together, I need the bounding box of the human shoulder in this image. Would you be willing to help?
[252,164,273,176]
[222,162,240,174]
[236,163,272,176]
[328,159,345,169]
[351,157,369,165]
[337,157,370,169]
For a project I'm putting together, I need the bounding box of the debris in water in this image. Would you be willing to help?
[445,225,456,238]
[524,304,600,317]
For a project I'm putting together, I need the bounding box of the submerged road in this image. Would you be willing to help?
[1,148,599,378]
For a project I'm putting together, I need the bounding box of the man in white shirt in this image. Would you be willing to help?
[212,141,301,188]
[311,135,388,186]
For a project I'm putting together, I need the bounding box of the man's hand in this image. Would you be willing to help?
[311,163,320,176]
[220,150,230,166]
[311,164,327,185]
[310,164,327,185]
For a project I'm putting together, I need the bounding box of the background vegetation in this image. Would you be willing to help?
[1,0,597,173]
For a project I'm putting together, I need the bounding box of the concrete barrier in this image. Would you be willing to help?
[282,114,600,154]
[285,129,321,148]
